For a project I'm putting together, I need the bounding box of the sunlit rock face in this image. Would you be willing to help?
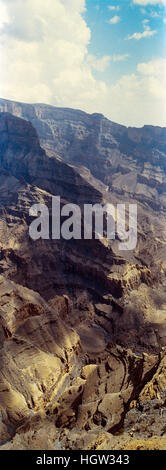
[0,108,165,450]
[0,98,165,210]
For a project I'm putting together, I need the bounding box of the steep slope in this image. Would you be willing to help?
[0,111,165,450]
[0,98,165,210]
[0,112,165,350]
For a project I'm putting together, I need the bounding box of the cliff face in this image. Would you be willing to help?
[0,98,165,210]
[0,112,103,205]
[0,109,165,450]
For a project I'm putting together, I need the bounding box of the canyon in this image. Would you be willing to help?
[0,99,165,450]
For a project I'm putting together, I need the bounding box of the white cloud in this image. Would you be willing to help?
[137,57,166,78]
[0,0,165,127]
[126,28,157,39]
[142,19,151,31]
[108,15,120,24]
[140,8,160,17]
[133,0,166,5]
[111,54,130,62]
[0,3,10,28]
[0,0,92,104]
[164,17,166,22]
[105,58,166,126]
[87,55,111,72]
[108,5,120,11]
[142,18,150,25]
[149,10,160,17]
[87,53,129,69]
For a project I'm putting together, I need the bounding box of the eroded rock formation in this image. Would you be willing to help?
[0,106,165,450]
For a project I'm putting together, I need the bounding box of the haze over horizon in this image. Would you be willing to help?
[0,0,166,127]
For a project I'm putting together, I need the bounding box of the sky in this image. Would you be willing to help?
[0,0,166,127]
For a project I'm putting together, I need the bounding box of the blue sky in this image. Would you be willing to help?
[0,0,165,126]
[84,0,166,85]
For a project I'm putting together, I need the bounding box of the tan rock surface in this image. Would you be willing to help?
[0,110,165,450]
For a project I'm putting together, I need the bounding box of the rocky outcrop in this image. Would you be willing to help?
[0,109,165,450]
[0,112,103,205]
[0,270,164,448]
[0,98,165,210]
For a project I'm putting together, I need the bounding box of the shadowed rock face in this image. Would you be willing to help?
[0,112,103,205]
[0,98,166,210]
[0,108,166,450]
